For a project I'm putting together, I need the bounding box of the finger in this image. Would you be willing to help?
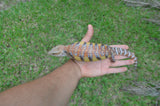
[115,53,135,60]
[110,45,129,49]
[81,24,94,42]
[115,56,128,60]
[110,60,134,67]
[106,67,128,74]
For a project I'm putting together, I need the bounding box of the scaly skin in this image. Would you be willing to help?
[64,41,137,68]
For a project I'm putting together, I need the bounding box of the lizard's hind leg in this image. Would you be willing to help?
[110,51,116,62]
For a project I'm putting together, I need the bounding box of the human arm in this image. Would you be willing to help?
[0,25,134,106]
[0,60,81,106]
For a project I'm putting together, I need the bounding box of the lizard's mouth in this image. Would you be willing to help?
[52,52,60,55]
[48,45,65,56]
[48,51,61,56]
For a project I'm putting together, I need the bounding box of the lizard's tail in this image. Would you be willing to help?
[111,47,137,69]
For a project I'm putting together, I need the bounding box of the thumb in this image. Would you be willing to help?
[81,24,94,42]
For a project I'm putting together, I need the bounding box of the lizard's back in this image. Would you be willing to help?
[64,41,137,68]
[64,42,110,62]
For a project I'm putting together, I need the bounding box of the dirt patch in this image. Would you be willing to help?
[0,0,30,11]
[123,0,160,26]
[123,0,160,9]
[121,81,160,97]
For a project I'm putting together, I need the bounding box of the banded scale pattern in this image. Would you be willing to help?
[64,41,137,67]
[64,42,111,62]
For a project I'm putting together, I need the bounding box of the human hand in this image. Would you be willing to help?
[74,24,134,77]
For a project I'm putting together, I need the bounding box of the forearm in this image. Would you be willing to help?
[0,60,81,106]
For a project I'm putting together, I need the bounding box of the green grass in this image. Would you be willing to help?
[0,0,159,105]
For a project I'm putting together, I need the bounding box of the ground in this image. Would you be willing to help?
[0,0,159,105]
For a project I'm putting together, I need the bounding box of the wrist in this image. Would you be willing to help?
[66,60,82,80]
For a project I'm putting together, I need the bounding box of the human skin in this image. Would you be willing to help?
[0,25,134,106]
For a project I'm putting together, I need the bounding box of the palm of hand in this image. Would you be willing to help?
[76,55,132,77]
[74,25,134,77]
[75,59,112,77]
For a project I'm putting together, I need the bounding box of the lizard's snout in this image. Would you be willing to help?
[48,50,60,55]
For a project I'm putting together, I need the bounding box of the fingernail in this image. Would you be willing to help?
[124,67,127,70]
[126,45,129,49]
[88,24,92,28]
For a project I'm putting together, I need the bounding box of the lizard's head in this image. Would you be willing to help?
[48,45,67,57]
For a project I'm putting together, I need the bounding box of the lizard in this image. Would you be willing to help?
[48,41,137,68]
